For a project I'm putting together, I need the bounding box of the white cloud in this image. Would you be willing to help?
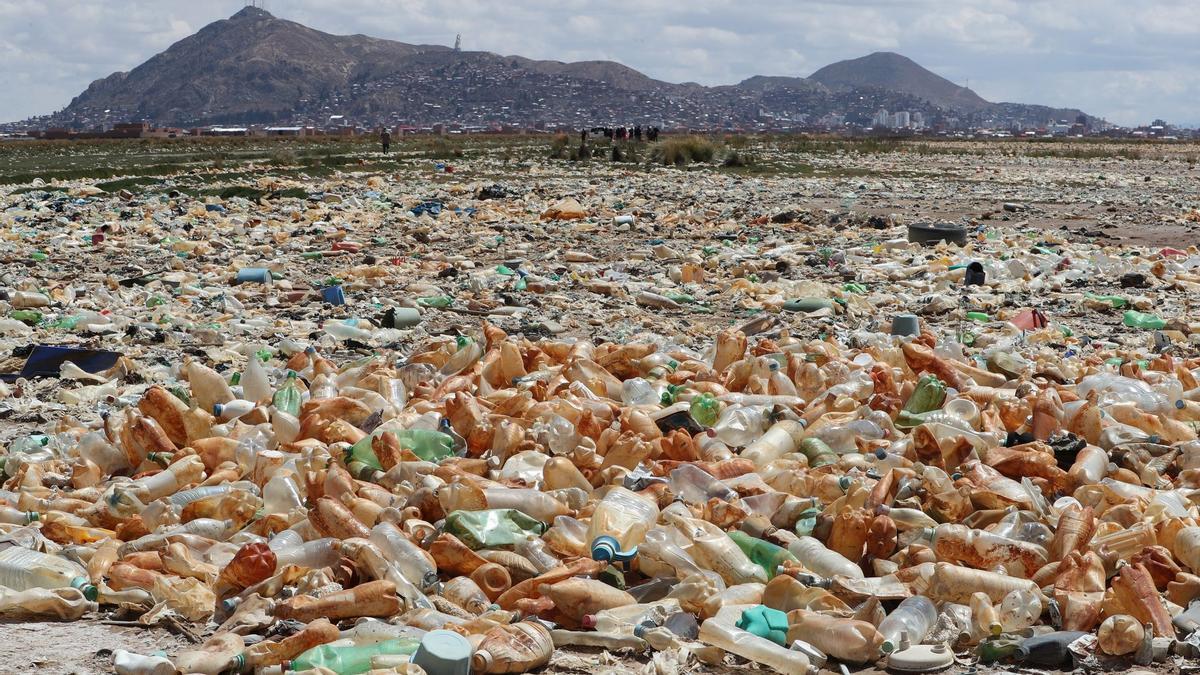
[0,0,1197,125]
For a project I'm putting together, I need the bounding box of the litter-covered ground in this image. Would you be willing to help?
[0,135,1199,675]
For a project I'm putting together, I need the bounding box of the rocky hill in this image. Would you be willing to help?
[810,52,991,112]
[44,7,1091,130]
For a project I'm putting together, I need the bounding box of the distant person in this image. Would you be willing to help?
[581,129,588,144]
[634,125,642,141]
[380,129,391,154]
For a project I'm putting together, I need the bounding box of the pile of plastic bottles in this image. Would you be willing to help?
[1,310,1200,674]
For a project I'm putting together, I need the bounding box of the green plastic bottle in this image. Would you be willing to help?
[272,371,302,417]
[289,639,419,675]
[728,531,798,578]
[798,437,838,468]
[977,635,1024,663]
[1123,310,1166,330]
[689,393,721,428]
[902,375,946,415]
[346,429,456,469]
[9,310,42,325]
[1085,292,1126,308]
[443,509,547,549]
[416,295,453,308]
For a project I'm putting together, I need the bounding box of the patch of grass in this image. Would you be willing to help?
[548,133,571,159]
[650,136,717,166]
[722,150,753,168]
[95,176,164,193]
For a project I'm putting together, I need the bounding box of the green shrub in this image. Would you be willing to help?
[650,136,717,166]
[548,133,570,159]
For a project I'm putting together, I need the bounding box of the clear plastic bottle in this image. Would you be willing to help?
[621,378,660,406]
[370,522,438,590]
[877,595,937,654]
[673,516,766,585]
[698,605,811,675]
[273,538,341,571]
[713,405,772,447]
[779,533,864,580]
[0,546,97,600]
[263,473,305,514]
[669,464,737,505]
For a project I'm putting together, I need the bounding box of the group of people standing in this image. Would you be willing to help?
[583,125,660,144]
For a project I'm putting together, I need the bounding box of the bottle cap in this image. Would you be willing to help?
[71,577,98,602]
[413,630,472,675]
[581,614,598,629]
[591,535,618,562]
[591,535,637,564]
[213,404,224,416]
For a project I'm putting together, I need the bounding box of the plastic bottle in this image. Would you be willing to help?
[728,531,797,578]
[1174,526,1200,573]
[786,609,883,664]
[113,650,174,675]
[970,591,1002,641]
[926,562,1044,606]
[927,523,1047,578]
[371,523,439,590]
[289,638,420,674]
[472,621,554,674]
[689,393,721,428]
[276,580,403,622]
[1097,614,1143,656]
[1015,631,1086,668]
[779,533,864,579]
[541,578,636,622]
[0,546,97,600]
[186,360,235,413]
[1123,310,1166,330]
[877,596,937,654]
[713,405,772,447]
[673,516,767,585]
[998,587,1042,632]
[668,464,737,505]
[698,605,811,675]
[272,371,302,417]
[586,486,660,563]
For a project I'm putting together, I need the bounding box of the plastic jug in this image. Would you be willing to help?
[586,486,660,563]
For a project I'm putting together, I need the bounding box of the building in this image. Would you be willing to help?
[891,111,911,129]
[872,109,890,128]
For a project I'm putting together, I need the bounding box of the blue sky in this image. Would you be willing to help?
[1,0,1197,125]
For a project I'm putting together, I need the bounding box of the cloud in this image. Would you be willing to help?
[0,0,1196,125]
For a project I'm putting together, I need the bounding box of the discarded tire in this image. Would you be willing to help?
[908,222,967,246]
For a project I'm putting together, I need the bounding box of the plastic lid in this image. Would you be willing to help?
[412,629,472,675]
[581,614,598,629]
[887,643,954,672]
[591,535,636,563]
[71,577,98,602]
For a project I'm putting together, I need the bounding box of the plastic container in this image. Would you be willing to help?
[411,630,472,675]
[698,605,811,675]
[586,486,660,563]
[0,546,97,601]
[877,596,938,654]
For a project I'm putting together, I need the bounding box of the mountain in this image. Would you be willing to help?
[42,7,1092,131]
[810,52,990,112]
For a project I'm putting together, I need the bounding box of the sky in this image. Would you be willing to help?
[1,0,1198,126]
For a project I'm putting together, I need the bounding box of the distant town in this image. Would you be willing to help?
[0,114,1191,142]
